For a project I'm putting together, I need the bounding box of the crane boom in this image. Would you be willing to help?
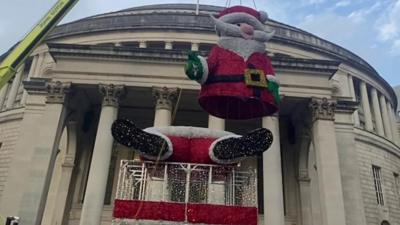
[0,0,79,88]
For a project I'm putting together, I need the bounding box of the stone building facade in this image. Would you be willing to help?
[0,4,399,225]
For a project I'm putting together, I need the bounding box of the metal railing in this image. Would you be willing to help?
[115,160,257,207]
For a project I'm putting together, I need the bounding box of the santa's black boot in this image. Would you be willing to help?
[111,119,169,159]
[212,128,273,163]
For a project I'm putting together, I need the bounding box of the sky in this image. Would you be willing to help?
[1,0,399,86]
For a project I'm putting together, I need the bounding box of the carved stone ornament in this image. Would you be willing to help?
[99,84,125,107]
[152,87,179,110]
[309,97,336,121]
[46,81,71,104]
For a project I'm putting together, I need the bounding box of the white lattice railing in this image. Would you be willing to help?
[115,160,257,207]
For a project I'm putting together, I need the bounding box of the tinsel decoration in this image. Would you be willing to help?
[213,128,273,160]
[111,119,168,157]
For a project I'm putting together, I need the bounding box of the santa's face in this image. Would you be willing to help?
[237,22,254,40]
[212,12,274,43]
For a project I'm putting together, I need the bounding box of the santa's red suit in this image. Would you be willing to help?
[199,45,278,120]
[143,126,239,164]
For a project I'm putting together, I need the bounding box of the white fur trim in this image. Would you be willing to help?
[198,56,209,84]
[259,11,269,23]
[142,127,173,161]
[147,126,234,139]
[267,75,280,85]
[209,134,243,164]
[218,37,266,60]
[219,12,265,31]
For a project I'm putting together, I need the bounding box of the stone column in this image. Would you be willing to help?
[191,43,199,51]
[0,80,70,225]
[309,98,346,225]
[387,102,399,144]
[360,81,373,131]
[380,96,392,139]
[297,131,313,225]
[348,75,360,126]
[20,56,39,106]
[335,100,367,225]
[371,88,385,136]
[208,115,225,130]
[0,82,9,110]
[79,84,124,225]
[152,87,178,127]
[42,121,78,225]
[55,121,77,224]
[5,64,25,109]
[262,116,285,225]
[207,115,226,204]
[33,53,45,78]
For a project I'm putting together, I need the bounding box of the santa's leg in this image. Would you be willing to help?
[210,128,273,164]
[111,119,172,160]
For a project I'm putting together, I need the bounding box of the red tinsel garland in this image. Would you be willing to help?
[114,199,257,225]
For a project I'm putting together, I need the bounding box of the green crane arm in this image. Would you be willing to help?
[0,0,79,88]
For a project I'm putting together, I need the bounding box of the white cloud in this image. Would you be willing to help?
[376,0,400,42]
[391,39,400,55]
[299,12,359,42]
[335,0,350,8]
[380,23,398,41]
[305,0,325,4]
[348,2,381,24]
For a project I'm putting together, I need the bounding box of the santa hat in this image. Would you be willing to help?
[218,5,269,23]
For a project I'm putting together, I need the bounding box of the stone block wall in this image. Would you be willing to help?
[356,141,400,225]
[0,118,22,200]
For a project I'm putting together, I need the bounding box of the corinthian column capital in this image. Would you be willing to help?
[309,97,336,121]
[152,86,179,110]
[99,84,125,107]
[46,81,71,104]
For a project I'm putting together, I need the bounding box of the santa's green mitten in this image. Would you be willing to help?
[185,51,204,81]
[268,81,280,104]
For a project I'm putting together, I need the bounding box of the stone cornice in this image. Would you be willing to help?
[0,107,24,123]
[23,78,49,95]
[354,127,400,158]
[47,43,188,63]
[335,99,359,114]
[272,57,340,75]
[47,43,340,74]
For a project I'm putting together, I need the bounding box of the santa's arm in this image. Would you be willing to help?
[184,47,218,84]
[265,57,280,104]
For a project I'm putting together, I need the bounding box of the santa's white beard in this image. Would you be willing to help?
[218,37,266,60]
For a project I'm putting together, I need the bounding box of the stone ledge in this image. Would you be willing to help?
[354,127,400,158]
[0,107,24,123]
[47,43,341,74]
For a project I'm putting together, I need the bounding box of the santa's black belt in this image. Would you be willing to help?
[205,74,245,84]
[205,73,269,98]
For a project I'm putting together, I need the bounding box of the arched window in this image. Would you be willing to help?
[381,220,390,225]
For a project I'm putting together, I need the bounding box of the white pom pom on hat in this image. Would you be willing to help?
[259,11,269,23]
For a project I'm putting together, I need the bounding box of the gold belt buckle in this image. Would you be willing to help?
[244,69,268,88]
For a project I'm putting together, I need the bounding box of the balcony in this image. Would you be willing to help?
[113,160,257,225]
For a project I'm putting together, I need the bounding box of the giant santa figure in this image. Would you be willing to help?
[111,5,279,164]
